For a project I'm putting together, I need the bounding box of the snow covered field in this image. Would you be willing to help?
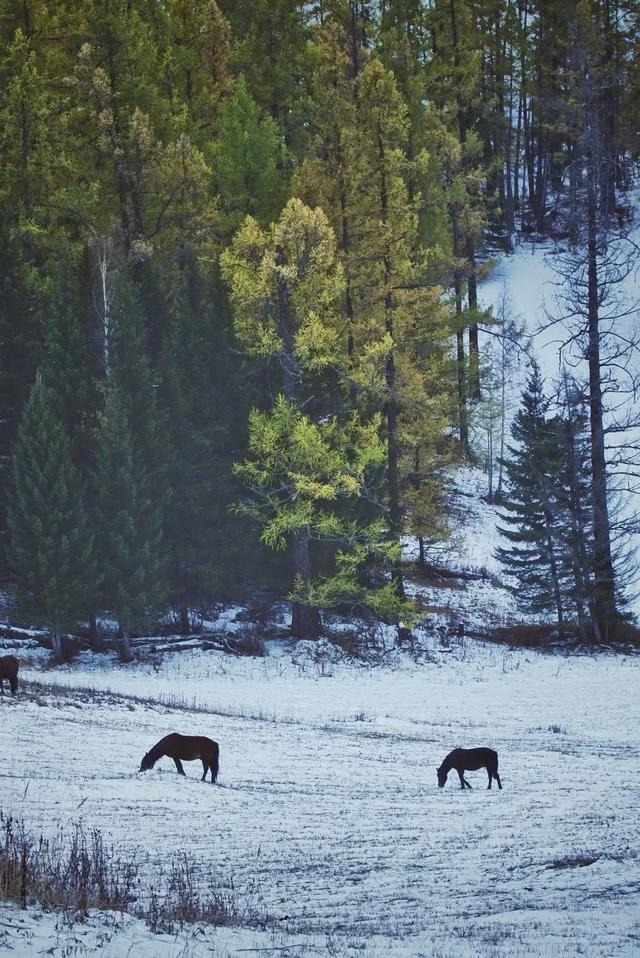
[2,641,639,957]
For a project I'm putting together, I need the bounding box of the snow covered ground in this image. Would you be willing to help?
[2,641,639,957]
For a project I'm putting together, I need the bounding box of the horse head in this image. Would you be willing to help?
[139,752,154,772]
[436,765,448,788]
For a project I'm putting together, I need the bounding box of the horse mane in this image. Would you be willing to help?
[144,738,168,766]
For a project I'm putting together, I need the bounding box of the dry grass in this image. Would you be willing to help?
[0,812,266,932]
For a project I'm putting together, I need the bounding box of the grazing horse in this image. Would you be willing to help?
[437,747,502,790]
[0,655,19,695]
[139,733,219,783]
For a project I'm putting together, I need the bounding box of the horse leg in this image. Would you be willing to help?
[487,769,492,789]
[463,775,472,789]
[457,769,466,789]
[495,771,502,790]
[201,760,207,782]
[173,758,186,776]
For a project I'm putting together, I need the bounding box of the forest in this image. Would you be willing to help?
[1,0,639,660]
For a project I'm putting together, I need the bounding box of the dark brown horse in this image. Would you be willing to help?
[0,655,19,695]
[139,733,219,783]
[437,747,502,790]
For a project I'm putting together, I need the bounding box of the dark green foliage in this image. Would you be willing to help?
[213,76,287,236]
[7,374,95,654]
[496,366,598,634]
[219,0,312,156]
[158,260,242,623]
[93,387,168,644]
[496,365,566,621]
[41,264,100,468]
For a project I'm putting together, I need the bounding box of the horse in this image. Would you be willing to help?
[437,747,502,790]
[139,733,219,783]
[0,655,19,695]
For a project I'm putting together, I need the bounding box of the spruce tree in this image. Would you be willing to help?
[7,374,95,660]
[93,387,167,662]
[158,258,243,631]
[496,364,566,625]
[212,75,286,237]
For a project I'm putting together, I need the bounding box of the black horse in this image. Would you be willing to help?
[139,733,219,783]
[437,747,502,790]
[0,655,19,694]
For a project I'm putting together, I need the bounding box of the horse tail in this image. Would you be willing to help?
[211,743,219,784]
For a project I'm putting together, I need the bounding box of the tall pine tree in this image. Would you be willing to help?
[8,374,95,659]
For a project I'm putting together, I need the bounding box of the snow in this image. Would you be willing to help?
[478,234,640,614]
[2,643,640,956]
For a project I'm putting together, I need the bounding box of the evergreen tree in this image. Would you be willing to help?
[7,374,95,660]
[349,58,455,596]
[555,374,594,639]
[40,264,99,468]
[212,76,287,237]
[219,0,312,156]
[165,0,232,145]
[158,258,243,631]
[496,364,567,624]
[93,387,167,662]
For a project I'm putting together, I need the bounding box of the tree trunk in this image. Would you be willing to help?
[467,236,480,400]
[586,168,616,639]
[561,414,590,642]
[50,628,63,663]
[274,259,323,638]
[179,605,190,636]
[377,120,404,598]
[119,625,134,663]
[451,211,469,458]
[290,525,322,638]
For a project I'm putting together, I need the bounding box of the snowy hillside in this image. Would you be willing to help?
[477,231,640,616]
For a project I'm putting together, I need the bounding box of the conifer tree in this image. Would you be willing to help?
[90,276,170,657]
[349,58,454,595]
[555,375,593,640]
[219,0,312,156]
[93,387,167,662]
[222,198,411,636]
[0,27,72,476]
[158,259,243,631]
[7,374,95,660]
[212,76,287,237]
[40,265,98,468]
[165,0,232,144]
[496,364,567,625]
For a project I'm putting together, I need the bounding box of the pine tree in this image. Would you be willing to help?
[7,374,95,659]
[555,374,593,640]
[219,0,312,156]
[40,264,99,468]
[93,387,167,662]
[165,0,232,144]
[0,26,73,486]
[89,276,170,658]
[496,364,567,624]
[212,76,287,237]
[158,258,244,631]
[349,58,455,596]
